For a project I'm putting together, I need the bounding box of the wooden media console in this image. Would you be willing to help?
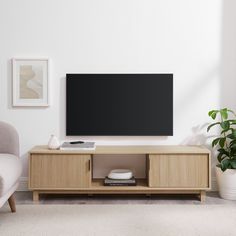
[28,145,211,202]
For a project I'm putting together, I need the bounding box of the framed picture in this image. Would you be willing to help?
[12,58,49,107]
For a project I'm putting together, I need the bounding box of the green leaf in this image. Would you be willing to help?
[221,128,232,135]
[227,134,236,139]
[208,110,218,120]
[227,130,236,139]
[207,122,220,132]
[212,138,221,147]
[216,163,221,168]
[221,159,230,171]
[230,146,236,155]
[230,148,236,156]
[217,153,226,163]
[219,137,226,148]
[230,160,236,169]
[217,148,229,156]
[208,110,217,116]
[229,120,236,125]
[229,140,236,147]
[220,108,228,120]
[220,121,230,130]
[230,142,236,148]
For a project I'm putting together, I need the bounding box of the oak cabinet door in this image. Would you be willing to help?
[29,154,91,189]
[149,154,209,188]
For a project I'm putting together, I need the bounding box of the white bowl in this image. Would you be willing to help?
[108,169,133,180]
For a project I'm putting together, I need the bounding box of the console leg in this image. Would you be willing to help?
[33,191,39,202]
[200,191,206,202]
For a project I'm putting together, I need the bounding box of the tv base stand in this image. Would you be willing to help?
[29,145,211,202]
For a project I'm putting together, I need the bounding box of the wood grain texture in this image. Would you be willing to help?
[29,154,91,189]
[29,145,210,155]
[28,145,210,202]
[200,190,206,202]
[149,154,210,188]
[33,191,39,202]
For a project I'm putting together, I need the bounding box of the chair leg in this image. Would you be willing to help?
[8,194,16,213]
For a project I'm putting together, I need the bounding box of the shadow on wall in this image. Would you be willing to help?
[220,0,236,109]
[181,1,236,189]
[175,67,219,114]
[180,123,217,162]
[180,123,211,146]
[182,0,236,148]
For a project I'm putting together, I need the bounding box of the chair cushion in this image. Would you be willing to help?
[0,154,22,197]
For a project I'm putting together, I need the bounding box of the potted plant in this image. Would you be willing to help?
[207,108,236,200]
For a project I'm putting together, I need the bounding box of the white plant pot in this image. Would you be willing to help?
[48,135,60,150]
[215,166,236,200]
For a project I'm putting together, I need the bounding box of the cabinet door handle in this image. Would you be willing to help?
[148,157,151,172]
[88,159,91,171]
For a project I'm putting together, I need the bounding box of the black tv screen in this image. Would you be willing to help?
[66,74,173,136]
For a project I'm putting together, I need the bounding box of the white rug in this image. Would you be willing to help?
[0,204,236,236]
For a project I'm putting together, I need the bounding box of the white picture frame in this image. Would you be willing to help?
[12,58,49,107]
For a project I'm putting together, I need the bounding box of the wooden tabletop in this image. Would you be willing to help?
[29,145,210,155]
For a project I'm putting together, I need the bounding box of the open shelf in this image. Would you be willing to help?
[91,179,149,191]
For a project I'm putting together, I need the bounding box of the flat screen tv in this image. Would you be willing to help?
[66,74,173,136]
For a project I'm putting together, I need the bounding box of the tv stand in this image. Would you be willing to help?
[28,145,211,202]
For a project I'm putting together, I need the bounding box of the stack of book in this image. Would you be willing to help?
[104,176,136,186]
[60,141,96,151]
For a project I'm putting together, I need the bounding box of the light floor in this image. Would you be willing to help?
[13,191,236,205]
[2,192,235,236]
[2,204,236,236]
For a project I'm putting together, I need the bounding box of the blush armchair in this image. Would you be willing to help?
[0,121,22,212]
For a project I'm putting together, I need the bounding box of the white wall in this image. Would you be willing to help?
[1,0,235,185]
